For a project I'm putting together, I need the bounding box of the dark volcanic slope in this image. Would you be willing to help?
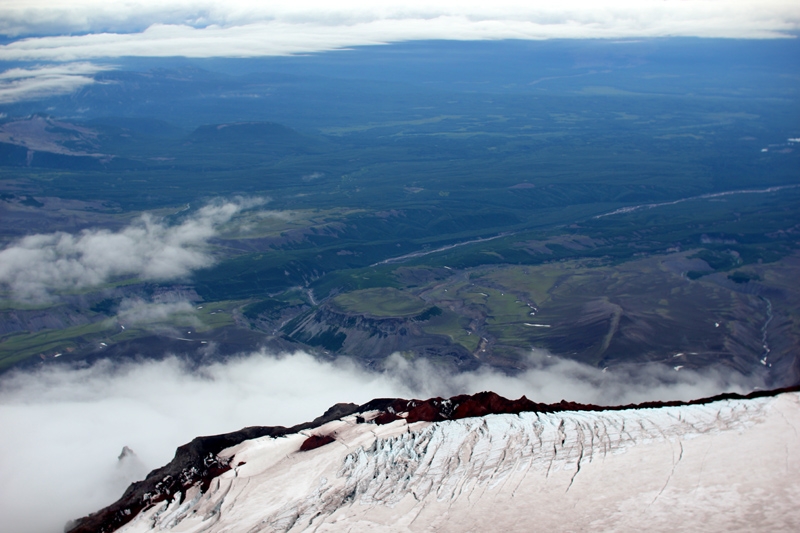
[67,386,800,533]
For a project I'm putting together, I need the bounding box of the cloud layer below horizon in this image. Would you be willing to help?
[0,198,264,303]
[0,62,113,104]
[0,1,798,62]
[0,349,760,533]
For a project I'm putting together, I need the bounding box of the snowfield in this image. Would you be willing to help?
[111,392,800,532]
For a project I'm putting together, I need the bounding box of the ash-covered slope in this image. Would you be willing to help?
[70,388,800,533]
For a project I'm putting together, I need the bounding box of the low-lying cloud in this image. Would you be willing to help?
[0,62,113,103]
[0,349,759,533]
[115,298,199,327]
[0,1,797,61]
[385,351,759,406]
[0,197,264,303]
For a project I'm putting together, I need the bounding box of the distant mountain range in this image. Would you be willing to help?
[68,386,800,532]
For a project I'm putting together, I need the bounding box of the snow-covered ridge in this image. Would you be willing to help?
[69,388,800,533]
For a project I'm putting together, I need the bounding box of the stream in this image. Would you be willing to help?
[370,232,513,267]
[594,184,800,219]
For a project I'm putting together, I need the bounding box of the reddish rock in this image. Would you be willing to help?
[373,411,402,425]
[405,400,448,423]
[300,434,336,451]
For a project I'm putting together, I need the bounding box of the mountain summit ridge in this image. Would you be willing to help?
[68,386,800,533]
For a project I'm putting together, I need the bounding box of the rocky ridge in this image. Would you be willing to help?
[67,385,800,533]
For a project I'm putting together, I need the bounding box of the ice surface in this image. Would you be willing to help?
[116,393,800,532]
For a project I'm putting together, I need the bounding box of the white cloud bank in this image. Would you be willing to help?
[0,349,758,533]
[0,198,265,303]
[0,62,113,104]
[115,298,199,327]
[0,1,797,61]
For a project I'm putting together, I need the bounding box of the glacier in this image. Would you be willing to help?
[72,390,800,532]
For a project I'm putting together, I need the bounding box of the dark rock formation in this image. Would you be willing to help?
[66,402,360,533]
[373,386,800,425]
[117,447,136,461]
[300,434,336,451]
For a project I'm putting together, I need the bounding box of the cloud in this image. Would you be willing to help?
[257,209,296,221]
[0,62,113,103]
[115,298,199,327]
[0,1,797,60]
[384,351,760,406]
[0,352,413,533]
[0,348,758,533]
[0,197,265,303]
